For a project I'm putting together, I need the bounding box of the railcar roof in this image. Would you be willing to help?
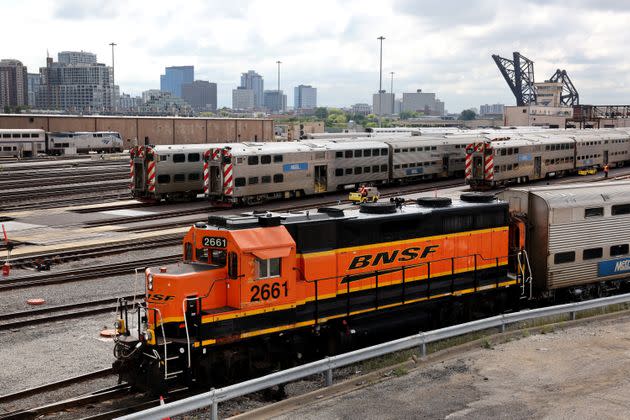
[506,181,630,208]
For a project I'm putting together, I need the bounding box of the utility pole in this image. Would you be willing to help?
[109,42,117,112]
[276,60,282,112]
[377,36,385,127]
[390,71,395,114]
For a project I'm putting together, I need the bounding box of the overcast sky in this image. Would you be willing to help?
[4,0,630,112]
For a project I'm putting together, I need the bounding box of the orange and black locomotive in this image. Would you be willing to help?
[113,194,525,390]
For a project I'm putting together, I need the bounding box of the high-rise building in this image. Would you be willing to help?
[0,59,28,109]
[294,84,317,110]
[263,90,286,113]
[181,80,217,112]
[37,52,117,112]
[402,89,445,116]
[118,93,142,112]
[372,92,395,116]
[240,70,264,108]
[58,51,97,66]
[160,66,194,97]
[479,103,505,116]
[139,91,192,115]
[142,89,163,103]
[232,87,255,110]
[27,73,40,108]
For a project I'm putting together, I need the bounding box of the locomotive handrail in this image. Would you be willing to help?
[119,291,630,420]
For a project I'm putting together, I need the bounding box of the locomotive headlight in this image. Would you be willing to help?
[114,319,125,334]
[147,273,154,291]
[143,329,155,344]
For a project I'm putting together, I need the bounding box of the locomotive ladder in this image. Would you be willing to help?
[517,250,533,299]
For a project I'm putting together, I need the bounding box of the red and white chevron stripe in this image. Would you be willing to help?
[146,148,156,193]
[465,143,473,179]
[203,149,211,194]
[484,152,494,181]
[212,148,221,161]
[222,149,233,195]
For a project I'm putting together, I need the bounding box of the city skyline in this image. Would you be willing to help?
[3,0,630,112]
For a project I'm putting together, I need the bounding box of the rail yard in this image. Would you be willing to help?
[2,130,630,419]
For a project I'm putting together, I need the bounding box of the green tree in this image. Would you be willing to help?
[399,111,419,120]
[459,109,476,120]
[314,107,328,119]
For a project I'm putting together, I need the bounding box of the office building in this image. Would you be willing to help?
[372,92,395,116]
[264,90,287,113]
[160,65,194,97]
[402,89,445,116]
[181,80,217,112]
[351,103,372,116]
[394,98,403,115]
[57,51,97,66]
[240,70,264,108]
[37,52,116,112]
[232,87,255,110]
[27,73,40,108]
[139,91,192,115]
[479,104,504,116]
[294,84,317,110]
[142,89,163,103]
[0,59,28,108]
[118,93,142,112]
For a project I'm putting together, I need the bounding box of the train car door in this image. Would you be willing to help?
[314,165,327,193]
[134,161,145,189]
[604,150,609,165]
[472,156,483,178]
[210,165,221,193]
[534,156,542,179]
[442,156,449,176]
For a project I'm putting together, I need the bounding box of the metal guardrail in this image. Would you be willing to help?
[117,292,630,420]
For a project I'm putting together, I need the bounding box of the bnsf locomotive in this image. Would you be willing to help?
[113,182,630,391]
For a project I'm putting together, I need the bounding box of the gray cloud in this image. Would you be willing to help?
[53,0,119,19]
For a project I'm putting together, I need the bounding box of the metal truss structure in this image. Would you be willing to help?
[548,69,579,106]
[492,52,537,106]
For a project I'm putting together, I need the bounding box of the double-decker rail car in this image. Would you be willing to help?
[466,129,630,189]
[499,182,630,300]
[205,141,390,205]
[113,194,520,390]
[388,136,471,181]
[130,144,228,201]
[0,129,45,157]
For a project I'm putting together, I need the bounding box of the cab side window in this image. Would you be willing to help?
[257,258,281,279]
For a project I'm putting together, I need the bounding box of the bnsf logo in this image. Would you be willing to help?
[147,294,175,302]
[348,245,439,270]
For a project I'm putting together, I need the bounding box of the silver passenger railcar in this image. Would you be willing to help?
[131,144,225,201]
[212,140,389,205]
[499,182,630,299]
[0,129,46,157]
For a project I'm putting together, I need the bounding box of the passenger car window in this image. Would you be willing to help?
[234,177,246,187]
[583,248,603,260]
[273,173,283,183]
[611,244,629,256]
[174,173,185,182]
[261,155,271,164]
[188,153,200,162]
[274,155,283,162]
[585,207,604,218]
[157,174,170,184]
[554,251,575,264]
[173,154,185,163]
[248,156,259,165]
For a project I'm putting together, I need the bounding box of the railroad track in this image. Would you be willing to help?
[0,295,138,331]
[2,254,180,289]
[0,368,115,405]
[0,383,134,420]
[0,192,131,213]
[0,179,129,202]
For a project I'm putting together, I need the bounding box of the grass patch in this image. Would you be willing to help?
[392,367,408,377]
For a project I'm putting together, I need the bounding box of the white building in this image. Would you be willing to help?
[373,92,395,116]
[351,103,372,116]
[232,87,255,110]
[294,84,317,109]
[479,104,504,116]
[401,89,444,116]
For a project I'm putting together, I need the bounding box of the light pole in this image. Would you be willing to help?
[390,71,395,114]
[377,36,385,127]
[276,60,282,113]
[109,42,117,112]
